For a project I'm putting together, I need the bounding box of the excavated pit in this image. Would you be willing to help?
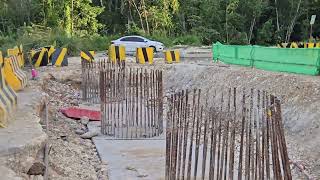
[84,54,320,179]
[0,51,319,179]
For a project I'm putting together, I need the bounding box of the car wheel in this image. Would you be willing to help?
[150,46,157,53]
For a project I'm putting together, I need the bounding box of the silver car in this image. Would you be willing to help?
[111,36,165,53]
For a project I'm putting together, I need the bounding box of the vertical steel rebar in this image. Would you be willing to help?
[165,88,291,180]
[181,91,190,180]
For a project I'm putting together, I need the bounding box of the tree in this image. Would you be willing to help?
[1,0,320,45]
[59,0,104,36]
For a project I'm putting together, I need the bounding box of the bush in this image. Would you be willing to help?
[0,36,16,53]
[147,33,174,47]
[148,34,202,47]
[172,35,202,46]
[125,23,145,36]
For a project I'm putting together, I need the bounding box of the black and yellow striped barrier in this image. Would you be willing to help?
[4,56,28,91]
[0,51,17,128]
[7,46,24,68]
[51,48,68,67]
[164,50,180,63]
[9,56,27,88]
[0,52,8,127]
[277,42,301,48]
[7,48,18,57]
[109,45,126,63]
[81,50,95,62]
[45,46,55,62]
[18,44,25,67]
[136,47,154,64]
[304,42,320,48]
[31,47,67,67]
[277,42,320,48]
[32,48,49,67]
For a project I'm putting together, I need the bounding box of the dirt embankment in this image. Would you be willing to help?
[161,61,320,178]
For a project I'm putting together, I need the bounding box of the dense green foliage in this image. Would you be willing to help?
[1,0,320,53]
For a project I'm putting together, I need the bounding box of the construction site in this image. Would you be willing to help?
[0,44,319,180]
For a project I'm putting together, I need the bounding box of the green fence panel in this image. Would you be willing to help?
[213,42,320,75]
[213,42,252,66]
[252,46,320,75]
[212,42,220,62]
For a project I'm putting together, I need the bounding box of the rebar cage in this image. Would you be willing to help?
[81,59,125,104]
[100,66,164,139]
[166,88,292,180]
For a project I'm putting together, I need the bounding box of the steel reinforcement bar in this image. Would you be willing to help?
[166,88,292,180]
[100,66,164,139]
[81,59,125,104]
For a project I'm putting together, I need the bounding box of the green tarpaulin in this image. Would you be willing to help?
[213,42,320,75]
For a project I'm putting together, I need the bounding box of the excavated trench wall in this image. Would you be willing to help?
[0,89,47,179]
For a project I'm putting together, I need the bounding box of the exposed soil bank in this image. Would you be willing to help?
[36,66,108,180]
[0,62,107,180]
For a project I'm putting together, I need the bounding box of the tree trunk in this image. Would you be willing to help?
[129,1,134,24]
[28,0,31,25]
[248,17,256,44]
[131,0,145,33]
[43,0,46,26]
[182,13,186,33]
[274,0,280,31]
[71,0,74,36]
[1,16,5,34]
[115,0,118,11]
[120,0,124,13]
[285,0,302,43]
[127,1,131,28]
[108,0,112,12]
[225,1,229,44]
[141,0,149,35]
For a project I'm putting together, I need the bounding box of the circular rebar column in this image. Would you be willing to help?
[100,66,163,139]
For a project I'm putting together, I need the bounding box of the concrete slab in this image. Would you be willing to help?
[93,137,165,180]
[0,88,46,156]
[0,88,47,174]
[89,122,166,180]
